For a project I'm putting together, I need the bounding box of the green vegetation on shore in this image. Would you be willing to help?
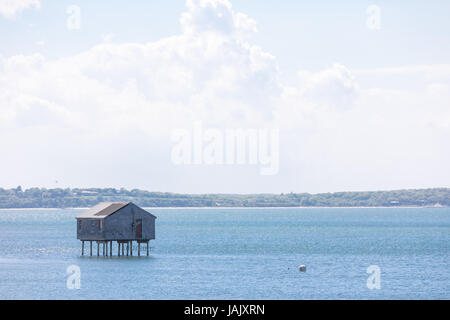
[0,187,448,208]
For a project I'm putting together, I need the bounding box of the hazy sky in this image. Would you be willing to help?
[0,0,449,194]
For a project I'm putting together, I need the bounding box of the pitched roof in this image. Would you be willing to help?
[76,202,130,219]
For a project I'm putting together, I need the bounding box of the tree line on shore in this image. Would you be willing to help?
[0,187,448,208]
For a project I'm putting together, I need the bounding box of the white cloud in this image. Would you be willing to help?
[181,0,257,37]
[0,0,281,135]
[298,63,359,110]
[0,0,40,19]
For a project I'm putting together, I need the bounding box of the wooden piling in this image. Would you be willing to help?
[81,239,151,258]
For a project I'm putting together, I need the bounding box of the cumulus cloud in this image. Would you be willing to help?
[181,0,257,37]
[298,64,359,110]
[0,0,362,136]
[0,0,40,19]
[0,0,283,135]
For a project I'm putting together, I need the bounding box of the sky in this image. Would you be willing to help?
[0,0,449,194]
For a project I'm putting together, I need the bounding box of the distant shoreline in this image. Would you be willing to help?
[0,205,447,210]
[1,187,448,209]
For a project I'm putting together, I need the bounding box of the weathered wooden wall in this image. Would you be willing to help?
[77,203,155,241]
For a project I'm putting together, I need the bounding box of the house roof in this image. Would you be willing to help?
[76,202,130,219]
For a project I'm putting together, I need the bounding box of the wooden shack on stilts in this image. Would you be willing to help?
[76,202,156,257]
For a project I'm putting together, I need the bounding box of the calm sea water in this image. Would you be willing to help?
[0,207,448,300]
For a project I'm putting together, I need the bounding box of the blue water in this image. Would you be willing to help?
[0,207,448,299]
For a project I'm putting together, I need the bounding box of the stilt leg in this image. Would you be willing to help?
[127,242,129,256]
[147,241,149,256]
[118,242,120,256]
[90,241,92,256]
[110,241,112,256]
[97,241,99,256]
[130,241,133,256]
[138,242,141,257]
[81,241,84,256]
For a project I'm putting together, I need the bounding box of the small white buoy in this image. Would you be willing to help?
[298,265,306,272]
